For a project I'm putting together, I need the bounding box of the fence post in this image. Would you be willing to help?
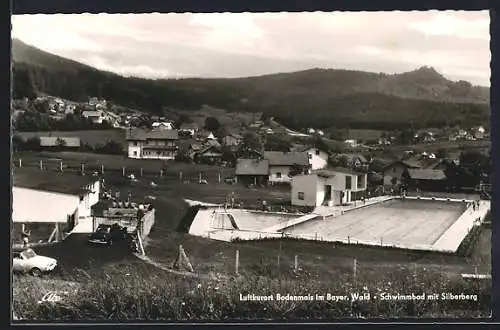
[59,160,63,172]
[294,255,298,272]
[122,166,126,177]
[199,172,202,182]
[140,168,143,177]
[160,169,164,177]
[218,171,221,183]
[235,250,240,275]
[380,237,383,247]
[39,160,43,171]
[353,258,357,286]
[179,171,183,181]
[347,236,350,244]
[18,159,22,168]
[81,163,85,175]
[101,164,104,174]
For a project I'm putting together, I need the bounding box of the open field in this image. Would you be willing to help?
[14,130,126,147]
[173,106,258,131]
[284,199,467,247]
[13,151,236,182]
[386,140,491,153]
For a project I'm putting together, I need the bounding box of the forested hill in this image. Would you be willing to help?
[11,39,490,130]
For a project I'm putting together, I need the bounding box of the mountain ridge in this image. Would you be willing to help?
[11,39,490,130]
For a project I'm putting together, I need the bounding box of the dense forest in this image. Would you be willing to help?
[11,39,490,131]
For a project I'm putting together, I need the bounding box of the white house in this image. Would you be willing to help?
[126,128,179,160]
[291,168,367,207]
[152,121,174,130]
[82,110,104,124]
[303,147,329,170]
[12,171,101,239]
[264,151,310,184]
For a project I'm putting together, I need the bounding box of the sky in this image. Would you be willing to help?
[11,11,490,86]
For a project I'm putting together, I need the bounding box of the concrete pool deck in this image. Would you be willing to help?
[187,196,491,253]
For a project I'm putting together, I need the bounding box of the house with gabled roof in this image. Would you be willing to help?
[264,151,310,184]
[126,128,179,160]
[235,159,270,185]
[402,168,448,191]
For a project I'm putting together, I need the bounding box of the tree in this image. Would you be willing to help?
[24,136,41,151]
[204,116,221,131]
[238,132,263,158]
[436,148,448,159]
[12,134,25,152]
[265,135,291,152]
[94,140,125,155]
[177,114,193,127]
[397,129,415,145]
[55,137,67,151]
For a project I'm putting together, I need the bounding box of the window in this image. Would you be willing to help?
[133,141,138,146]
[345,176,352,190]
[308,153,312,159]
[298,192,305,200]
[315,149,320,155]
[133,151,137,156]
[276,172,282,178]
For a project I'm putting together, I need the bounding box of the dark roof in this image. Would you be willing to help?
[13,168,99,195]
[39,137,81,147]
[206,139,221,147]
[313,167,365,177]
[235,159,269,176]
[406,169,447,180]
[264,151,309,166]
[197,145,223,157]
[179,123,199,130]
[126,128,179,141]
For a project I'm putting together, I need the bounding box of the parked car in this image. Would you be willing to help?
[12,248,57,276]
[87,224,127,247]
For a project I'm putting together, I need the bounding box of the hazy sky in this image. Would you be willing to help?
[11,11,490,86]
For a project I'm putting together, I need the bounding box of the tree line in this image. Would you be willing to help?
[12,63,490,132]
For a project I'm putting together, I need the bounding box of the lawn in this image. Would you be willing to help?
[14,130,126,147]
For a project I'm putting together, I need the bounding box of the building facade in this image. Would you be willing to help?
[126,129,179,160]
[291,168,367,207]
[304,147,329,170]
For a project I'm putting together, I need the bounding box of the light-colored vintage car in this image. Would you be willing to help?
[12,248,57,276]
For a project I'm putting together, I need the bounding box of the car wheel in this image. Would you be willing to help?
[30,268,42,277]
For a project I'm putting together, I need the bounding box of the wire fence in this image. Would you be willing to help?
[12,157,235,185]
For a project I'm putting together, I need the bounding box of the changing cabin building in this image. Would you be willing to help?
[291,168,367,207]
[126,128,179,160]
[12,169,101,242]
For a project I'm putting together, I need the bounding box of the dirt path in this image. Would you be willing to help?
[133,253,212,279]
